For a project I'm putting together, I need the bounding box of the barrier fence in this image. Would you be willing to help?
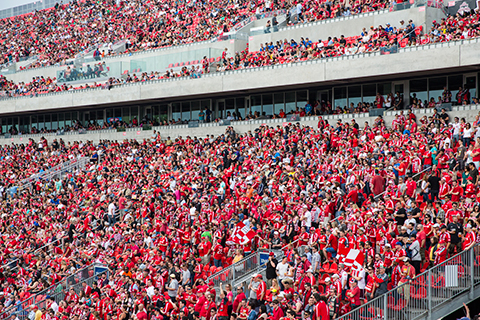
[0,263,106,319]
[208,239,302,300]
[337,244,480,320]
[7,156,88,196]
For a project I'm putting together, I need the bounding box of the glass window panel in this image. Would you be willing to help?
[348,86,362,111]
[106,109,113,120]
[429,77,447,103]
[225,99,235,120]
[58,113,65,129]
[273,93,284,116]
[251,95,262,117]
[285,92,296,114]
[410,79,428,106]
[334,87,348,112]
[191,101,201,121]
[217,101,225,119]
[262,94,273,118]
[465,76,477,102]
[362,84,377,106]
[44,115,51,130]
[236,98,245,119]
[159,104,169,122]
[172,103,181,122]
[37,115,44,130]
[181,102,190,121]
[122,107,130,124]
[378,82,392,96]
[1,118,7,134]
[97,110,104,126]
[131,106,139,123]
[51,114,58,130]
[114,108,121,119]
[296,90,308,111]
[448,75,463,104]
[64,113,71,127]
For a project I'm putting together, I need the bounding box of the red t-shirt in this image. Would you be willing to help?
[136,311,148,320]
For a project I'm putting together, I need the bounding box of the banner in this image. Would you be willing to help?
[227,222,256,245]
[342,249,365,271]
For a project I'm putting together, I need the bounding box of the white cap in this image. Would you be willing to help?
[325,277,331,282]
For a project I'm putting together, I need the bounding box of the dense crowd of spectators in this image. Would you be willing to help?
[0,105,479,320]
[0,0,408,71]
[1,9,480,102]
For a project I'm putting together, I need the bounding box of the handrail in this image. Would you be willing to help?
[6,236,68,275]
[2,36,479,103]
[208,238,301,282]
[373,164,433,201]
[330,165,433,226]
[336,243,479,320]
[6,156,88,196]
[0,263,98,318]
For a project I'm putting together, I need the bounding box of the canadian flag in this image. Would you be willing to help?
[226,222,256,245]
[342,249,365,271]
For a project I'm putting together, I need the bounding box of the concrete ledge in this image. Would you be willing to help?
[0,38,479,116]
[3,104,480,145]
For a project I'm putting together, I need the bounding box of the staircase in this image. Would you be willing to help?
[337,244,480,320]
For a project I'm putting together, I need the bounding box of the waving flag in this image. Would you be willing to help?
[343,249,365,271]
[226,222,256,245]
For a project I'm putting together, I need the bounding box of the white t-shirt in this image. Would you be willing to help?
[108,202,116,216]
[453,122,461,135]
[303,211,312,228]
[276,261,289,279]
[356,269,366,289]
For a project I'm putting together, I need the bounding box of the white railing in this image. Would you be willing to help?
[6,156,88,196]
[336,244,480,320]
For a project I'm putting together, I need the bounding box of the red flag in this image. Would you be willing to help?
[343,249,365,271]
[227,222,256,245]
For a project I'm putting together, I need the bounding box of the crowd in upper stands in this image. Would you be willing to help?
[1,9,480,101]
[1,1,480,320]
[0,0,398,71]
[0,101,479,320]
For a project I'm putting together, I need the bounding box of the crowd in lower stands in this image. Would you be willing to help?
[0,106,479,320]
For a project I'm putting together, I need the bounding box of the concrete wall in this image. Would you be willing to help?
[2,103,479,146]
[3,39,246,84]
[0,37,478,116]
[249,7,443,50]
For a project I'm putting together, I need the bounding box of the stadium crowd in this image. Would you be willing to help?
[0,0,397,71]
[0,103,479,320]
[2,9,480,101]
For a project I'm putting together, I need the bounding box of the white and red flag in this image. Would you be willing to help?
[226,222,256,245]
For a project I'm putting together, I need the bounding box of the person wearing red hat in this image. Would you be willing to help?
[30,304,42,320]
[207,281,216,301]
[248,274,266,307]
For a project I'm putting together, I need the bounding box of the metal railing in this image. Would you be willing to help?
[5,236,68,275]
[0,263,102,319]
[330,166,433,226]
[337,244,480,320]
[7,156,88,196]
[208,239,302,300]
